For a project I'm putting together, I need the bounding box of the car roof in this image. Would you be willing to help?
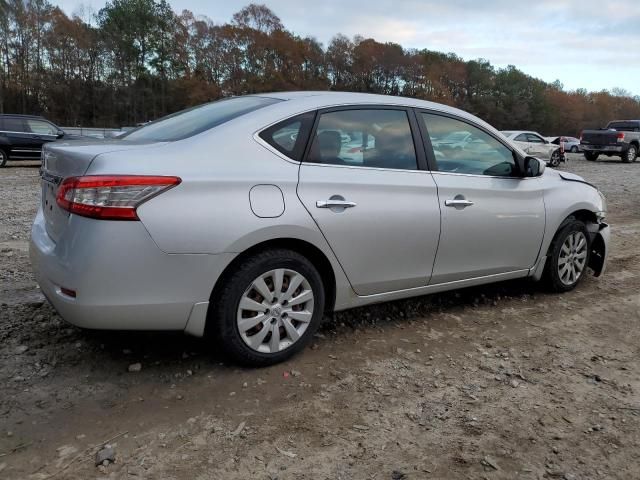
[248,91,470,116]
[0,113,47,120]
[501,130,546,136]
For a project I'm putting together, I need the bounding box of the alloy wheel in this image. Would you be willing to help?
[236,268,314,354]
[558,231,588,286]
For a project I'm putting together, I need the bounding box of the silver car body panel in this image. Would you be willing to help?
[29,91,609,336]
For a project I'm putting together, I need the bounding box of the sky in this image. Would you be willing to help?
[57,0,640,95]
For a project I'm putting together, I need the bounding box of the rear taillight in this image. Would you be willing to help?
[56,175,181,220]
[616,132,625,142]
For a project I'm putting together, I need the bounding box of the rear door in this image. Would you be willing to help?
[297,106,441,296]
[418,111,545,284]
[512,133,531,153]
[526,133,551,158]
[2,117,35,158]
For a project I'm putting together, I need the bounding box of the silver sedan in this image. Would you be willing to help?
[30,92,610,366]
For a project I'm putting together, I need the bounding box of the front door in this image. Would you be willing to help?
[23,118,59,153]
[297,107,441,296]
[419,112,546,284]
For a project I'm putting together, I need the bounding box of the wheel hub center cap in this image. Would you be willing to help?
[271,305,283,317]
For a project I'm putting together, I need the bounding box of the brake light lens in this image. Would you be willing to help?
[56,175,181,220]
[617,132,625,142]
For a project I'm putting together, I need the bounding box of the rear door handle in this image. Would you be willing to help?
[445,199,474,208]
[316,200,357,209]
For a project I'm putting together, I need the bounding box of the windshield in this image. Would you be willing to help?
[121,96,282,142]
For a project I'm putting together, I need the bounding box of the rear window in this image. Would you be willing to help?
[608,121,640,132]
[121,96,282,142]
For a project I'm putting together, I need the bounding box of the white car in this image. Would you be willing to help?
[502,131,562,167]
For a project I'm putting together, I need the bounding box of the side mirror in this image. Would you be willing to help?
[56,130,64,139]
[524,156,545,177]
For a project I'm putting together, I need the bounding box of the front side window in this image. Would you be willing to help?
[514,133,528,142]
[121,96,282,142]
[259,112,315,161]
[26,119,57,135]
[306,109,417,170]
[421,113,517,177]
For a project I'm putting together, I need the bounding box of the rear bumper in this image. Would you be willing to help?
[29,207,234,334]
[581,145,625,153]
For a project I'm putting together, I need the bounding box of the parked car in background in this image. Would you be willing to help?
[548,136,582,153]
[0,114,82,167]
[580,120,640,163]
[501,131,563,167]
[30,92,609,366]
[431,130,473,150]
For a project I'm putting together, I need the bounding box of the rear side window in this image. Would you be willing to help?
[259,112,315,161]
[4,118,25,132]
[514,133,528,142]
[305,109,418,170]
[121,96,282,142]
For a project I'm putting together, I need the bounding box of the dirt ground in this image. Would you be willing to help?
[1,154,639,480]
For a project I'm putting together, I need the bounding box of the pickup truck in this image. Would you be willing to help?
[580,120,640,163]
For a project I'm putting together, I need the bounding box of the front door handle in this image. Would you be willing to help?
[316,200,357,209]
[445,199,474,208]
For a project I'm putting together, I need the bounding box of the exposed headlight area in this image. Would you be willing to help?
[596,190,607,222]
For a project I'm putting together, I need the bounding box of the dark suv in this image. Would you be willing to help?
[0,114,71,167]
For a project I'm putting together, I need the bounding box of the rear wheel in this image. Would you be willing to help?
[584,152,599,161]
[543,220,590,293]
[210,249,325,366]
[622,144,637,163]
[549,150,561,167]
[0,149,7,167]
[570,146,579,153]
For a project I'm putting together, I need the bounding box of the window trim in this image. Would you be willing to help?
[300,105,428,172]
[258,111,316,163]
[415,109,524,178]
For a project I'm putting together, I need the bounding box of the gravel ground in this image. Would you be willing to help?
[0,154,639,479]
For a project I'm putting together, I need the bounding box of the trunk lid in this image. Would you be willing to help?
[40,139,165,243]
[581,130,618,147]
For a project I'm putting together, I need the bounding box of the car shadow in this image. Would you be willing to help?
[66,277,542,368]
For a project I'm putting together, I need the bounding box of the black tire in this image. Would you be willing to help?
[622,144,637,163]
[0,148,8,167]
[584,151,599,161]
[543,220,591,293]
[209,248,325,366]
[549,150,561,167]
[570,146,579,153]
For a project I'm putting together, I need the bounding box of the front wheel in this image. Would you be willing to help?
[543,220,591,293]
[0,149,7,167]
[622,144,637,163]
[210,249,325,366]
[584,152,599,161]
[570,146,579,153]
[549,150,561,167]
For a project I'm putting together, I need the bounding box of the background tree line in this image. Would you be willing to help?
[1,0,639,134]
